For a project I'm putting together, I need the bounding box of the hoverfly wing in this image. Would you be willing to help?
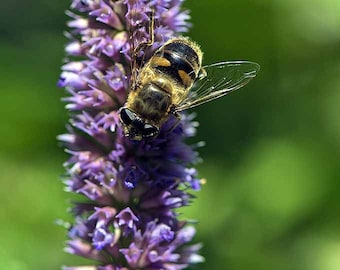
[174,61,260,112]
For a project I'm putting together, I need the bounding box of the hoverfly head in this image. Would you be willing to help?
[119,107,159,141]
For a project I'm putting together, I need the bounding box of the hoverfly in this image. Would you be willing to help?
[120,19,259,141]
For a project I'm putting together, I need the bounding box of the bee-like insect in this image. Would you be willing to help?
[120,36,260,141]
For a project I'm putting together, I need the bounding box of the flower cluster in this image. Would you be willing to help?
[58,0,203,269]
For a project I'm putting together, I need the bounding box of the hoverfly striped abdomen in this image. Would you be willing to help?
[151,39,202,89]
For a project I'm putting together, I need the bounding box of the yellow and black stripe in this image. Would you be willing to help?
[151,39,201,88]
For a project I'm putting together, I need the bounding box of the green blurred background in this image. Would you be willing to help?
[1,0,340,269]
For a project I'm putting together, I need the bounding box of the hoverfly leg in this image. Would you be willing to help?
[131,9,155,91]
[166,106,182,134]
[133,8,155,57]
[167,114,182,134]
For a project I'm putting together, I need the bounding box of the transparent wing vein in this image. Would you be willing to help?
[174,61,260,112]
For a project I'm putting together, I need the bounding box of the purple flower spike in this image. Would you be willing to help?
[59,0,204,269]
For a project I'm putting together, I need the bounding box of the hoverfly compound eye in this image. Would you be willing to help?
[142,124,159,137]
[120,108,135,125]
